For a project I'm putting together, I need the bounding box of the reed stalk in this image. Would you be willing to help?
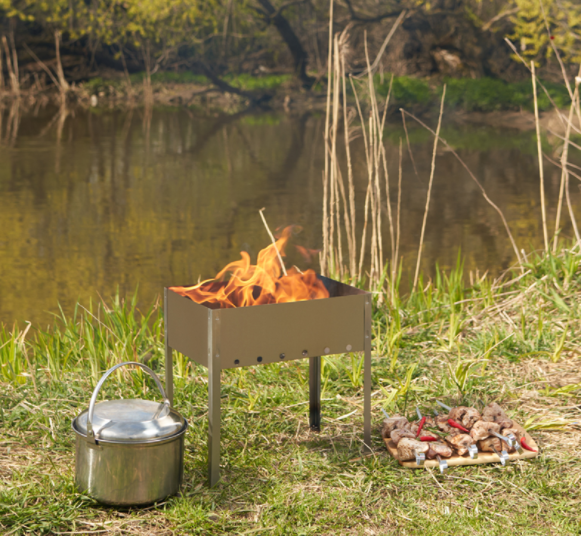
[0,46,4,94]
[401,109,522,267]
[552,81,576,252]
[412,86,446,293]
[532,62,549,253]
[340,43,357,276]
[259,208,287,276]
[394,138,403,290]
[321,0,334,276]
[563,82,581,249]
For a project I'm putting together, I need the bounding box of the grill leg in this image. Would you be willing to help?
[164,288,174,406]
[364,297,372,452]
[309,355,321,431]
[208,357,221,487]
[165,344,174,406]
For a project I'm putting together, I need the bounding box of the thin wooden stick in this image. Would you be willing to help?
[504,37,567,129]
[329,33,342,275]
[565,162,581,249]
[401,109,419,179]
[350,75,372,281]
[22,42,61,90]
[356,10,406,77]
[552,81,576,252]
[2,36,18,95]
[532,62,549,253]
[364,36,383,280]
[379,79,395,269]
[321,0,334,275]
[393,137,403,301]
[538,0,573,100]
[340,38,356,276]
[402,109,522,267]
[413,86,446,293]
[259,208,287,276]
[0,45,4,93]
[20,323,38,396]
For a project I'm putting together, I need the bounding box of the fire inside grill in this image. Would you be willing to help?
[169,226,329,308]
[164,228,372,486]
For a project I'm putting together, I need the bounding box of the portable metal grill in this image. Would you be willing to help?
[164,275,372,486]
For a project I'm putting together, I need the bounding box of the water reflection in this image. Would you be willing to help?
[0,105,577,325]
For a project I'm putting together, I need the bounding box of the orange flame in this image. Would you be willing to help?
[170,226,329,308]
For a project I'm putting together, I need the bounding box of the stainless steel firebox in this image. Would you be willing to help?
[164,275,372,486]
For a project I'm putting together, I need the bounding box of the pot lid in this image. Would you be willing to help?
[74,399,186,443]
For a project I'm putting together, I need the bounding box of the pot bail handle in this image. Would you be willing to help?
[86,361,170,444]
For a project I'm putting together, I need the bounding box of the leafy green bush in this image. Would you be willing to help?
[442,77,570,112]
[375,74,571,112]
[376,75,432,107]
[223,73,292,91]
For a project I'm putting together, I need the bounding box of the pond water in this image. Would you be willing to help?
[0,104,578,325]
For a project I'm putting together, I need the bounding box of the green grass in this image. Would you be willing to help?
[1,247,581,534]
[82,69,573,114]
[82,72,292,97]
[376,75,572,112]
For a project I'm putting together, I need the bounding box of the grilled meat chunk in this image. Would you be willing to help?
[435,414,453,433]
[496,419,514,430]
[445,433,475,456]
[405,422,419,435]
[427,442,453,460]
[448,407,466,421]
[390,428,416,446]
[381,415,409,439]
[397,438,429,462]
[477,437,503,453]
[482,403,508,423]
[502,424,526,444]
[448,406,482,430]
[470,420,501,442]
[461,408,482,430]
[423,416,436,428]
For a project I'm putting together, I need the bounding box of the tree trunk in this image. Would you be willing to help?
[0,46,4,93]
[142,40,153,105]
[2,36,19,96]
[54,30,70,94]
[256,0,314,88]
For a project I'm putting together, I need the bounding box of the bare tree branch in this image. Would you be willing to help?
[342,0,405,23]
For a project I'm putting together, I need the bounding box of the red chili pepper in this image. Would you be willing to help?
[415,416,426,437]
[419,436,439,441]
[448,419,469,433]
[520,438,537,452]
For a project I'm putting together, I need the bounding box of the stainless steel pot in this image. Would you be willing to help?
[72,361,188,506]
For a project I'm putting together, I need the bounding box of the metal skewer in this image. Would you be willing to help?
[381,408,390,420]
[491,444,509,466]
[467,444,479,459]
[505,432,522,453]
[415,451,426,466]
[491,431,515,449]
[416,407,422,420]
[436,455,448,474]
[436,401,452,412]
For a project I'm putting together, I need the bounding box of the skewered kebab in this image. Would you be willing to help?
[445,433,476,456]
[396,437,429,462]
[384,409,451,466]
[382,402,535,465]
[380,411,410,439]
[426,442,453,460]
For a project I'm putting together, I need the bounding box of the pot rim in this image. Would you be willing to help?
[71,418,188,446]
